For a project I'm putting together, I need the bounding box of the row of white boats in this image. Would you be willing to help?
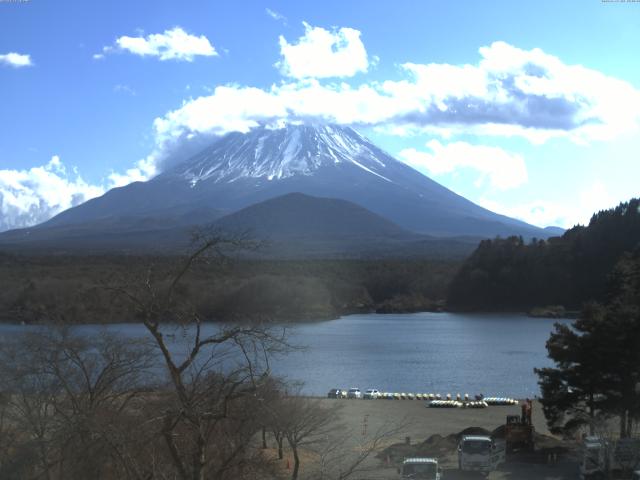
[427,398,518,408]
[346,392,519,406]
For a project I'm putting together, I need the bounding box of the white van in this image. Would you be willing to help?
[399,457,441,479]
[363,388,380,399]
[347,387,362,399]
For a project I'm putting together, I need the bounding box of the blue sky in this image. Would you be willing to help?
[1,0,639,231]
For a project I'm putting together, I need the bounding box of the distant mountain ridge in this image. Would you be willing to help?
[0,192,481,259]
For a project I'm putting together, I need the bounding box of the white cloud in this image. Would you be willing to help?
[107,155,158,188]
[0,153,165,231]
[0,52,33,68]
[478,198,570,229]
[0,156,104,232]
[385,41,640,142]
[153,85,288,143]
[399,140,528,190]
[113,84,136,96]
[478,181,617,229]
[148,41,640,154]
[98,27,217,62]
[277,22,369,79]
[265,8,286,23]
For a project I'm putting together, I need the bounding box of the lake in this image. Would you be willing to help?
[0,312,568,398]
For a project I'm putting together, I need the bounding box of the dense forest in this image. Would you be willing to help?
[0,254,459,324]
[448,198,640,312]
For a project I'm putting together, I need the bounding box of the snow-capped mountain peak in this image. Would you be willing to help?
[28,122,550,241]
[171,124,392,185]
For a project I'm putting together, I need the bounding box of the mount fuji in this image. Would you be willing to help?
[0,124,553,254]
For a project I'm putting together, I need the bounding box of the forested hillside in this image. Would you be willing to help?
[447,198,640,311]
[0,255,458,324]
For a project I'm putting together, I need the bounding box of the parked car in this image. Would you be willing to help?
[347,387,362,399]
[363,389,380,399]
[399,457,442,480]
[327,388,346,399]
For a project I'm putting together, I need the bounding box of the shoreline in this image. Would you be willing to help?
[0,307,576,326]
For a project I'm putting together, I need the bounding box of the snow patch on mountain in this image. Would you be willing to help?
[173,124,392,185]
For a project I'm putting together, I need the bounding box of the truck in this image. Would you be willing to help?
[579,436,607,479]
[505,414,535,453]
[579,435,640,479]
[398,457,442,479]
[457,435,505,476]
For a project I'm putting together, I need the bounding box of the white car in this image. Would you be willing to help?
[347,387,362,399]
[363,389,380,399]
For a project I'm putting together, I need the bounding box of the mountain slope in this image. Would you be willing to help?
[0,193,480,258]
[215,192,414,240]
[37,124,548,239]
[210,192,479,259]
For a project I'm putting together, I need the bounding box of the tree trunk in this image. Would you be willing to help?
[40,439,53,480]
[620,409,628,438]
[291,446,300,480]
[262,426,267,449]
[588,392,595,435]
[192,430,207,480]
[277,435,283,460]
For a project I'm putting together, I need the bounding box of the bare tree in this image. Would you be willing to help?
[268,395,339,480]
[0,392,18,473]
[309,418,408,480]
[264,391,408,480]
[0,327,156,480]
[109,230,289,480]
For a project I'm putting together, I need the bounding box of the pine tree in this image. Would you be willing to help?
[536,249,640,437]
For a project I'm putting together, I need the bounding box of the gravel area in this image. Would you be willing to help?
[314,398,580,479]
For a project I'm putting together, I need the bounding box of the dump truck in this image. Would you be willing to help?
[505,414,534,453]
[399,457,442,479]
[505,400,535,454]
[457,435,505,476]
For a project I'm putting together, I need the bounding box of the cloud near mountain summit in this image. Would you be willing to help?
[153,39,640,146]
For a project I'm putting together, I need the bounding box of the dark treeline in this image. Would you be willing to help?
[448,198,640,311]
[0,253,460,324]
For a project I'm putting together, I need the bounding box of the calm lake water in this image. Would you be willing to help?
[278,312,569,398]
[0,312,568,398]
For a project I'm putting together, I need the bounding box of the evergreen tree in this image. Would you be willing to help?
[536,249,640,437]
[535,303,611,435]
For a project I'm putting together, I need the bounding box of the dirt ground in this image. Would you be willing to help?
[309,398,581,479]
